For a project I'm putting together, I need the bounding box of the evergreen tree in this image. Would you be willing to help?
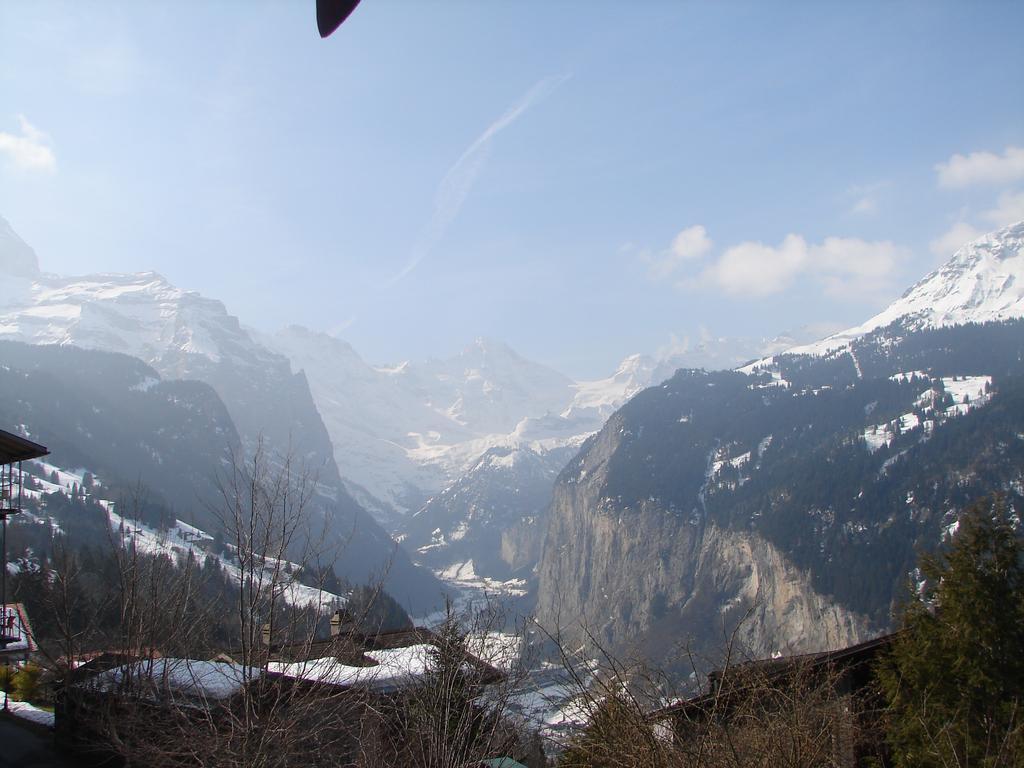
[877,496,1024,767]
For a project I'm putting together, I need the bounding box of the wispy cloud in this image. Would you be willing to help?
[389,74,570,284]
[935,145,1024,188]
[329,316,357,336]
[0,115,56,173]
[845,181,890,216]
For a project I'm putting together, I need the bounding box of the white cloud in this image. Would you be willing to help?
[812,237,904,281]
[0,115,56,173]
[389,74,571,284]
[935,146,1024,188]
[929,221,982,257]
[643,225,712,278]
[701,234,808,296]
[696,234,907,298]
[981,189,1024,227]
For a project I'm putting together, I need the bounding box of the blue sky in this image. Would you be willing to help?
[1,1,1023,377]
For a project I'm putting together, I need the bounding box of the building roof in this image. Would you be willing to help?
[83,658,261,704]
[0,429,49,464]
[251,626,504,693]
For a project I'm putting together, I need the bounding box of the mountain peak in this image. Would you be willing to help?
[0,215,41,279]
[784,220,1024,358]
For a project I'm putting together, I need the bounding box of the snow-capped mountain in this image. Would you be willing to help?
[0,217,447,610]
[261,327,589,520]
[779,221,1024,359]
[0,217,333,475]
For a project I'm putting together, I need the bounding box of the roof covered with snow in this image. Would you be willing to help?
[84,658,261,703]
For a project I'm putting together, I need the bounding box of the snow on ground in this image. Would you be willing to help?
[18,456,344,613]
[711,451,750,476]
[862,426,892,453]
[505,663,592,740]
[941,375,991,404]
[413,567,529,629]
[0,691,54,727]
[26,460,95,494]
[890,371,928,383]
[439,560,478,582]
[861,374,992,453]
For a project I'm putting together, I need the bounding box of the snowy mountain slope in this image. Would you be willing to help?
[15,458,346,610]
[776,220,1024,360]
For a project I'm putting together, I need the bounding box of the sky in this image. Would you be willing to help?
[1,1,1023,378]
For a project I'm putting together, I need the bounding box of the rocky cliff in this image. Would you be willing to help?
[535,411,869,667]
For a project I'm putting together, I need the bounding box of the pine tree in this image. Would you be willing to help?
[877,496,1024,767]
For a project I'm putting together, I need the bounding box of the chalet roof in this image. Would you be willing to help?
[254,626,504,692]
[0,429,48,464]
[83,658,261,703]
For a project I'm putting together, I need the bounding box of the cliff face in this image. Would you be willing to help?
[535,413,868,664]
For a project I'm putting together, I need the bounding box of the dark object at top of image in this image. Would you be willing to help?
[317,0,362,38]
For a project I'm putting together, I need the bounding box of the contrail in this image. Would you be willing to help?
[388,74,571,285]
